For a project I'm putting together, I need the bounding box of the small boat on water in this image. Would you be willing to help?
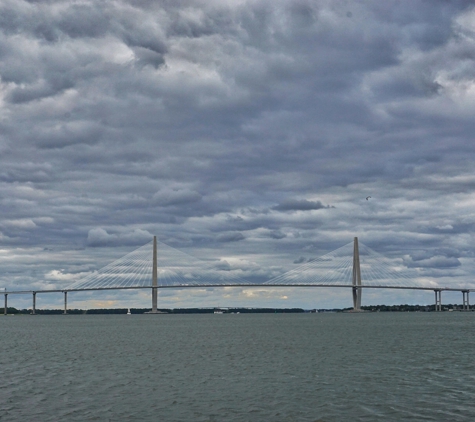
[127,308,131,315]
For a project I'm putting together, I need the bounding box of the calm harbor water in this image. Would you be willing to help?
[1,312,475,421]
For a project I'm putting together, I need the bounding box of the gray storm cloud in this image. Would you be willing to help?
[1,0,475,308]
[273,199,333,211]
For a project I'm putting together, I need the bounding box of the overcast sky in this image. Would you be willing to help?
[1,0,475,310]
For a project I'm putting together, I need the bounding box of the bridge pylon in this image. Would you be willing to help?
[352,237,362,311]
[146,236,159,314]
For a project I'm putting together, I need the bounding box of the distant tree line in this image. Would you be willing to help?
[360,304,474,312]
[0,307,306,315]
[2,304,473,315]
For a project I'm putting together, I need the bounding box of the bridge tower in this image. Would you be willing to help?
[352,237,362,311]
[149,236,158,313]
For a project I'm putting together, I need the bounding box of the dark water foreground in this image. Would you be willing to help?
[1,313,474,421]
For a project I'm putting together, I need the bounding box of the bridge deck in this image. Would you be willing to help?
[4,284,474,295]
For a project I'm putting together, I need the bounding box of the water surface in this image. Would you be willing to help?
[1,313,474,421]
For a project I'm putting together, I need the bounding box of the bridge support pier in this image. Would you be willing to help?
[352,287,361,311]
[63,291,68,315]
[462,290,470,311]
[434,290,442,312]
[32,292,36,315]
[352,237,362,311]
[4,293,7,315]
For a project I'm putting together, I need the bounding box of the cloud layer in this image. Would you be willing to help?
[1,0,475,309]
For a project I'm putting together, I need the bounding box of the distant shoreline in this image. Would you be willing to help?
[2,304,473,315]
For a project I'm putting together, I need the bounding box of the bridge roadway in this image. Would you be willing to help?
[3,284,473,315]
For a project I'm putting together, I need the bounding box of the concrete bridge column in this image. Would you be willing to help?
[352,237,362,311]
[352,287,361,311]
[63,291,68,315]
[32,292,36,315]
[4,293,7,315]
[462,290,469,311]
[147,236,159,314]
[434,290,442,312]
[152,236,158,312]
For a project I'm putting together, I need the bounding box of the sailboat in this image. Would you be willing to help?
[127,308,131,315]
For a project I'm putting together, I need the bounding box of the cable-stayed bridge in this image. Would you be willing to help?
[66,239,253,290]
[3,237,473,314]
